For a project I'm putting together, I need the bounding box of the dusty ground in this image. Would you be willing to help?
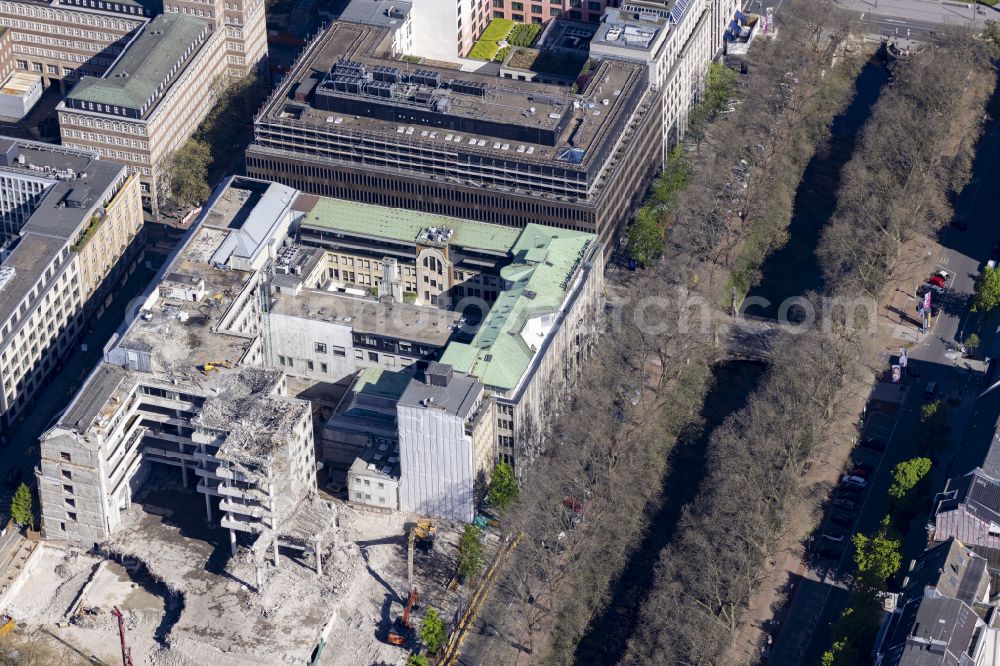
[0,487,466,666]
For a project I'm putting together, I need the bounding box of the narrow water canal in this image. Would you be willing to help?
[742,58,890,319]
[573,360,766,664]
[574,53,893,663]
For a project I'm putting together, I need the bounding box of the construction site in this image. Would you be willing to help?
[0,473,478,665]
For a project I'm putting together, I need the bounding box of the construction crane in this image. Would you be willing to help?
[387,588,419,646]
[111,606,134,666]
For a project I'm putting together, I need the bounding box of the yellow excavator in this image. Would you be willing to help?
[198,360,231,375]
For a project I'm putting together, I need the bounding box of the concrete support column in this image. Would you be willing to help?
[273,539,280,568]
[314,538,322,576]
[204,491,212,522]
[180,442,187,487]
[229,528,237,556]
[125,487,132,510]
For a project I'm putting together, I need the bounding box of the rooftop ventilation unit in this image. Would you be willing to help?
[0,266,14,292]
[411,69,441,88]
[450,79,487,96]
[366,80,396,98]
[372,65,401,83]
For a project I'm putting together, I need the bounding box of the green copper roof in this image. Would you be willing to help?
[302,198,521,254]
[67,14,206,114]
[353,367,410,399]
[441,224,595,392]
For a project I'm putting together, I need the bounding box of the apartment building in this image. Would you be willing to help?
[246,20,662,257]
[590,0,741,154]
[874,539,998,666]
[57,13,226,205]
[0,136,142,433]
[0,0,148,89]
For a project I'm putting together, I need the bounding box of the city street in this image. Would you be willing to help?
[831,0,997,36]
[766,88,1000,664]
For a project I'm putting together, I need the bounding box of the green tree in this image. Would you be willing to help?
[821,591,882,665]
[406,654,429,666]
[487,461,519,510]
[458,524,485,580]
[965,333,981,354]
[973,266,1000,313]
[419,607,447,654]
[627,207,665,268]
[10,482,32,527]
[166,140,211,207]
[887,457,933,526]
[852,517,902,590]
[649,145,690,209]
[918,400,951,456]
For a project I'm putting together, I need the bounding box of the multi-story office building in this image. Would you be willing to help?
[590,0,741,154]
[39,173,602,533]
[57,13,227,205]
[163,0,267,75]
[245,20,662,257]
[0,136,143,433]
[0,0,265,92]
[0,0,148,89]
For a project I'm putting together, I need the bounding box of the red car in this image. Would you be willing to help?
[927,271,950,288]
[849,468,870,479]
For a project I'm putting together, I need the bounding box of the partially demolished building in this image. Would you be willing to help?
[39,174,602,546]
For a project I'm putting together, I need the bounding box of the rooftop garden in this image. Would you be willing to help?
[70,213,103,252]
[505,47,587,78]
[468,19,515,61]
[469,20,544,62]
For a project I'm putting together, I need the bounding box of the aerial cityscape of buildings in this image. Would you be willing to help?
[6,0,995,664]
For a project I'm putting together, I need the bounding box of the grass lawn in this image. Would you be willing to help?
[468,18,515,60]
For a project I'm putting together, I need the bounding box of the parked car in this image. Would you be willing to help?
[822,529,848,543]
[833,498,858,510]
[841,475,867,488]
[816,545,844,561]
[852,462,874,474]
[927,270,950,287]
[837,487,863,501]
[992,243,1000,261]
[951,219,969,231]
[924,381,938,400]
[830,514,853,528]
[916,283,944,297]
[848,467,870,479]
[859,437,887,453]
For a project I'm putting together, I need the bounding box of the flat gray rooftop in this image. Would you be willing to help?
[270,288,461,348]
[398,370,480,419]
[339,0,412,28]
[259,21,648,168]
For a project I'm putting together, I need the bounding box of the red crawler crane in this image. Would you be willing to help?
[111,606,134,666]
